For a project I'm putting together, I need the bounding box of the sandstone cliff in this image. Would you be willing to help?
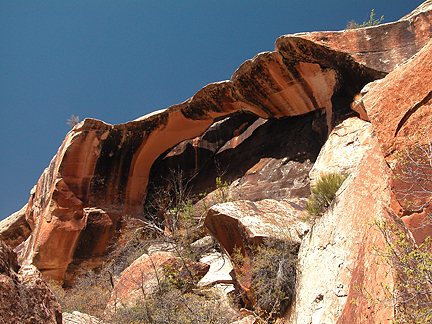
[1,2,432,323]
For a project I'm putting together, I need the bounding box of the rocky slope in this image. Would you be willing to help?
[0,239,62,324]
[1,1,432,322]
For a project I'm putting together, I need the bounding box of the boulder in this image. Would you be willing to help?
[62,311,105,324]
[205,198,309,256]
[197,251,234,287]
[204,198,309,306]
[309,117,374,186]
[284,140,397,323]
[107,251,210,311]
[286,1,432,73]
[0,239,62,324]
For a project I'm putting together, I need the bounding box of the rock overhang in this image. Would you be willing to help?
[3,1,431,284]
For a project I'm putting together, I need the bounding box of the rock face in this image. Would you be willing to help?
[0,239,62,324]
[0,204,31,249]
[289,1,432,73]
[309,117,374,185]
[1,1,430,298]
[360,38,432,244]
[107,251,210,311]
[285,139,397,324]
[145,111,327,210]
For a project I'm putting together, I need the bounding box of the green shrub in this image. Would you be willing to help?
[346,9,384,30]
[306,172,348,218]
[368,219,432,323]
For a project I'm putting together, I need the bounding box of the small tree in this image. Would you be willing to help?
[392,125,432,212]
[66,115,80,128]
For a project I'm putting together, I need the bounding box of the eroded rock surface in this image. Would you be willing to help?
[107,251,209,311]
[360,38,432,244]
[309,117,374,185]
[0,204,31,249]
[289,1,432,73]
[285,140,397,324]
[0,239,62,324]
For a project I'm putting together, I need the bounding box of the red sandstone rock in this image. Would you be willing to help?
[204,198,309,306]
[361,38,432,244]
[7,3,428,286]
[284,139,397,323]
[0,204,31,249]
[285,1,432,73]
[107,251,209,311]
[0,239,62,324]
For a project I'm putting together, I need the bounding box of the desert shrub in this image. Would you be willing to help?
[47,267,112,319]
[346,9,384,29]
[250,237,298,322]
[306,172,348,218]
[109,284,235,324]
[367,219,432,323]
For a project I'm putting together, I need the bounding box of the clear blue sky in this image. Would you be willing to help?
[0,0,424,220]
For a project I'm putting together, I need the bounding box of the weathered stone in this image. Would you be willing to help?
[62,311,105,324]
[15,3,426,286]
[0,240,62,324]
[204,198,309,307]
[362,39,432,157]
[284,140,396,324]
[309,117,375,186]
[361,38,432,244]
[232,314,259,324]
[198,251,234,287]
[289,1,432,73]
[0,204,31,249]
[107,251,209,311]
[146,111,327,212]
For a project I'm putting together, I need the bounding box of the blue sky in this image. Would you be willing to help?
[0,0,424,220]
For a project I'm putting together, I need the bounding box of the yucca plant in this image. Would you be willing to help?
[306,172,348,217]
